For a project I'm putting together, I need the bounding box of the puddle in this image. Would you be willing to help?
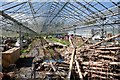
[44,59,64,62]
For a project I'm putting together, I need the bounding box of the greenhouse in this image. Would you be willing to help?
[0,0,120,80]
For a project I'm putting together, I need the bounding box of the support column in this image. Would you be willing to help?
[118,4,120,34]
[19,25,22,49]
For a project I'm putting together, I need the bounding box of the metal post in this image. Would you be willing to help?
[101,17,106,40]
[91,29,94,35]
[74,28,76,35]
[101,28,104,40]
[19,25,22,49]
[113,26,114,36]
[73,25,77,36]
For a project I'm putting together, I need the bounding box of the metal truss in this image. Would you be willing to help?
[0,0,120,35]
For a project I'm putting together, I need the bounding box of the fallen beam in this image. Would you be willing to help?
[95,50,116,54]
[67,48,76,80]
[90,34,120,48]
[98,55,117,60]
[83,66,110,71]
[91,74,113,79]
[97,47,120,50]
[49,62,65,79]
[67,36,76,80]
[75,56,83,80]
[85,70,120,76]
[82,62,120,65]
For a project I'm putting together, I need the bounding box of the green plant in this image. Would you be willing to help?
[48,37,70,46]
[20,49,29,53]
[49,49,54,56]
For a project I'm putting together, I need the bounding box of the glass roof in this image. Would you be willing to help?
[0,0,120,35]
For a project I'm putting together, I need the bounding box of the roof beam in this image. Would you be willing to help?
[3,2,27,11]
[0,11,38,34]
[47,2,68,26]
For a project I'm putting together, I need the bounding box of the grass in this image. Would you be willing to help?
[20,49,29,53]
[49,49,54,56]
[47,37,70,46]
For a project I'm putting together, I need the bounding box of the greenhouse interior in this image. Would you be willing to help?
[0,0,120,80]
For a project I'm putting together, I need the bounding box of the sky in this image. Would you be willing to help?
[0,0,120,2]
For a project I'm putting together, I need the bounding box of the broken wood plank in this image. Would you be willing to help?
[83,66,110,71]
[95,50,116,54]
[90,34,120,48]
[85,70,120,76]
[75,55,83,80]
[109,62,120,65]
[82,62,103,65]
[67,48,76,80]
[49,62,66,79]
[91,74,113,79]
[45,72,67,76]
[50,62,56,71]
[98,55,117,60]
[82,62,120,65]
[67,36,76,80]
[97,47,120,50]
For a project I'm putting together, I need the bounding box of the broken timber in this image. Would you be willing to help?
[90,34,120,48]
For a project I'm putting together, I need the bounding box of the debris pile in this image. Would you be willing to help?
[65,34,120,79]
[1,34,120,80]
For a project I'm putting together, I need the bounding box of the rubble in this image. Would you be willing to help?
[1,34,120,80]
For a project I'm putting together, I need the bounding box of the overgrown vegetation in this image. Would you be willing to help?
[20,49,29,53]
[49,49,54,57]
[47,37,70,46]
